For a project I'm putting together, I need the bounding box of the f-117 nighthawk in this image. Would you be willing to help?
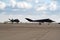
[9,19,20,24]
[25,18,55,25]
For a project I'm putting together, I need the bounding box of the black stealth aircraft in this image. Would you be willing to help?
[9,19,20,24]
[25,18,55,25]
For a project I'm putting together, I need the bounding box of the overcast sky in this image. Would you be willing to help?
[0,0,60,22]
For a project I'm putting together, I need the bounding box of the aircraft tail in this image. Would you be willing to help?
[25,18,33,22]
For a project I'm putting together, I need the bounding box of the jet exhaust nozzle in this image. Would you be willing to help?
[25,18,33,22]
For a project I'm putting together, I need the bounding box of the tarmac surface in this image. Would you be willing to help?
[0,23,60,40]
